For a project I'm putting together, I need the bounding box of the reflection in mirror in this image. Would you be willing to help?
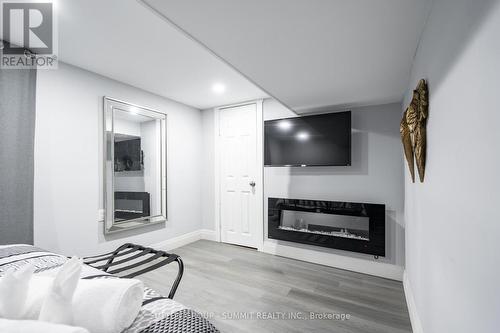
[104,98,166,234]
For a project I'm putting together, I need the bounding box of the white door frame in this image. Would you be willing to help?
[214,100,264,251]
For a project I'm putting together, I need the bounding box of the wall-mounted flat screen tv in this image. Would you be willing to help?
[114,136,142,172]
[264,111,351,166]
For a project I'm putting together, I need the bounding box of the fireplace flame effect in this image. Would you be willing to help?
[278,226,369,241]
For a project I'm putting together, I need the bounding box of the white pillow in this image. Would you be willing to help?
[0,263,35,319]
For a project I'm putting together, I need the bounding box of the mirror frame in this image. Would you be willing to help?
[103,97,167,234]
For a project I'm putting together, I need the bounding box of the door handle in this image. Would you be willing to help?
[249,181,256,187]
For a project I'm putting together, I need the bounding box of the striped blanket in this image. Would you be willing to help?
[0,244,219,333]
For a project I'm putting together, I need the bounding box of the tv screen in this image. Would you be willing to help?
[114,137,142,171]
[264,111,351,166]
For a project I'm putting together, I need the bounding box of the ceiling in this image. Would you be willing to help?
[142,0,431,113]
[56,0,267,109]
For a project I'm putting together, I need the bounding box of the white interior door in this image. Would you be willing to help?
[219,103,260,248]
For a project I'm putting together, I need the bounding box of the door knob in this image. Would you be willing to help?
[249,181,256,187]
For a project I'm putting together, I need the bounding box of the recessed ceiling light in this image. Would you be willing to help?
[212,83,226,94]
[296,131,310,141]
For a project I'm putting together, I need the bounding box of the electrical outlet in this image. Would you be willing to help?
[97,209,104,222]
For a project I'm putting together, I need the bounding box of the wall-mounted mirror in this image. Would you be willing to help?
[104,97,166,234]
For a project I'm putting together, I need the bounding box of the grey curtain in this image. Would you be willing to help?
[0,67,37,245]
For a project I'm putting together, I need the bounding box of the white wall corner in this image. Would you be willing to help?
[150,230,203,251]
[200,229,217,241]
[403,270,424,333]
[262,240,404,281]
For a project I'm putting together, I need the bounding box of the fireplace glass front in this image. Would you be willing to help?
[267,198,385,256]
[279,210,370,241]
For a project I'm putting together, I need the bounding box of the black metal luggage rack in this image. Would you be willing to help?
[83,243,184,299]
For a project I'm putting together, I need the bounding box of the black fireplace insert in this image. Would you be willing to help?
[268,198,385,256]
[114,191,150,221]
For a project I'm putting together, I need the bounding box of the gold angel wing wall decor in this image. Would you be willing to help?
[401,79,429,183]
[400,113,415,183]
[415,79,428,182]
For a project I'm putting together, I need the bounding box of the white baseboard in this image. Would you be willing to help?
[262,240,404,281]
[403,271,423,333]
[200,229,217,241]
[150,229,216,251]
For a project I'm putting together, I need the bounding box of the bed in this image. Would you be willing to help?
[0,244,219,333]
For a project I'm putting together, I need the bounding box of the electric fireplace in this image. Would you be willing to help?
[114,191,150,222]
[268,198,385,256]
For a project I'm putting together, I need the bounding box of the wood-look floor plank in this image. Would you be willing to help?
[139,240,412,333]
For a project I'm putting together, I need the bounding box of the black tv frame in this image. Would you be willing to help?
[264,111,351,167]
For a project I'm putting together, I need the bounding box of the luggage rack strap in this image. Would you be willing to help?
[83,243,183,299]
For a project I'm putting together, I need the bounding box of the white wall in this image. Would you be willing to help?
[34,63,203,256]
[114,118,141,137]
[201,99,405,279]
[403,1,500,332]
[263,99,405,280]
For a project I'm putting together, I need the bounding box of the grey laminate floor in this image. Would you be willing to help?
[139,240,412,333]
